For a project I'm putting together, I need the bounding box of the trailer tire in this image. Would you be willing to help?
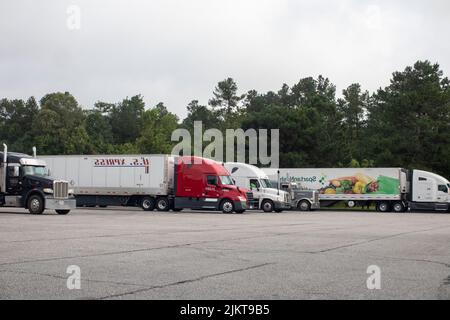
[28,194,44,215]
[156,197,170,211]
[392,201,405,213]
[377,201,391,213]
[140,197,155,211]
[261,199,274,212]
[220,199,234,214]
[56,210,70,215]
[297,200,311,212]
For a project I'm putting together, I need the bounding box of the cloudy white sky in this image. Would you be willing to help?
[1,0,449,119]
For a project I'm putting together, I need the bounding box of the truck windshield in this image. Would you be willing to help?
[219,175,234,186]
[23,166,48,176]
[260,179,273,188]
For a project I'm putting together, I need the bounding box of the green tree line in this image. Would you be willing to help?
[1,60,449,177]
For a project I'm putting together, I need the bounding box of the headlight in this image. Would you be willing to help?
[43,188,53,194]
[238,196,246,202]
[68,189,74,194]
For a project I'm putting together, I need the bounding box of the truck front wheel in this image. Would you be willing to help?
[56,210,70,215]
[156,197,169,211]
[297,200,311,212]
[220,199,234,213]
[28,195,44,215]
[261,200,274,212]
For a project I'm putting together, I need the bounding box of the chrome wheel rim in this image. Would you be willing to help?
[157,200,167,210]
[223,202,233,213]
[30,199,40,212]
[142,199,152,209]
[300,202,309,211]
[263,202,272,211]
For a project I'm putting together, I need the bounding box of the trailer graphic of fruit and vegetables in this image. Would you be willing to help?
[319,172,399,195]
[270,168,403,200]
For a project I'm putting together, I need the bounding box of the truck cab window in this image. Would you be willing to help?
[7,166,20,177]
[207,175,217,186]
[23,166,48,177]
[438,185,448,193]
[260,179,272,188]
[249,179,260,189]
[219,175,234,186]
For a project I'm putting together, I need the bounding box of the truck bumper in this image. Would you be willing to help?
[234,200,248,211]
[274,200,291,210]
[310,201,320,210]
[45,197,77,210]
[248,199,260,209]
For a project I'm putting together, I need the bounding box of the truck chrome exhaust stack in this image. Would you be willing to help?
[3,143,6,163]
[32,146,37,158]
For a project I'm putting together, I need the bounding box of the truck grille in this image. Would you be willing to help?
[53,181,69,199]
[314,191,319,203]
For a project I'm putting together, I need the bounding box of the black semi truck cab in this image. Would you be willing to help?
[0,144,76,214]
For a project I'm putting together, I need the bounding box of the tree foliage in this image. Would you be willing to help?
[0,60,448,178]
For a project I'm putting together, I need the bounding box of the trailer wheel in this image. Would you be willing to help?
[297,200,311,212]
[220,199,234,213]
[56,210,70,215]
[377,201,391,213]
[28,195,44,215]
[140,197,155,211]
[392,201,405,213]
[156,197,170,211]
[261,199,274,212]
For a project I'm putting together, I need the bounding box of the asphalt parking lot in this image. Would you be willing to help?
[0,207,449,300]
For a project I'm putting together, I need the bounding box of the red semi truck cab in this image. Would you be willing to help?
[174,156,249,213]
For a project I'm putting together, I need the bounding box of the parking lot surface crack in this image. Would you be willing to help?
[312,225,450,253]
[97,262,275,299]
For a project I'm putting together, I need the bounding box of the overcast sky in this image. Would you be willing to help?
[1,0,449,119]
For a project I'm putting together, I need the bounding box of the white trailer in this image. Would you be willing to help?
[263,168,450,212]
[40,155,175,210]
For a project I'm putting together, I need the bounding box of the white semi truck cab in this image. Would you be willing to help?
[224,162,292,212]
[407,169,450,211]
